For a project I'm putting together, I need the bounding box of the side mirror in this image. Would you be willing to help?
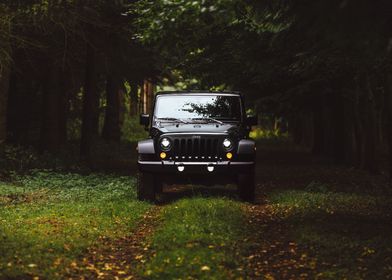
[140,114,150,126]
[246,115,258,126]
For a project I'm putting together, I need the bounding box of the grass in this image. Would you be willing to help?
[0,171,150,279]
[139,197,247,279]
[2,173,390,279]
[268,189,392,279]
[1,142,392,279]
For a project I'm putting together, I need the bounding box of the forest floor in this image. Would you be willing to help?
[0,140,392,279]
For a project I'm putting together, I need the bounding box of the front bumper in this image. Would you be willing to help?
[138,160,254,174]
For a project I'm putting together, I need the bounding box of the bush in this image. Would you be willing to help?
[0,144,81,174]
[249,127,289,140]
[121,115,149,143]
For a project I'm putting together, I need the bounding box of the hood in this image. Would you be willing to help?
[152,123,241,135]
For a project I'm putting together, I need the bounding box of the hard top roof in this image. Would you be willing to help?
[155,90,241,96]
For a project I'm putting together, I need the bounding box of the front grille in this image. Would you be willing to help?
[171,136,221,158]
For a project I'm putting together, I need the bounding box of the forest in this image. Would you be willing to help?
[0,0,391,172]
[0,0,392,279]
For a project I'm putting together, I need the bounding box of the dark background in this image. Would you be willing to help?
[0,0,391,177]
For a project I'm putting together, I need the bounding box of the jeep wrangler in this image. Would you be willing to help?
[137,91,257,201]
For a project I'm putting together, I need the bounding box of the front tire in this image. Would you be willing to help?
[238,170,255,202]
[137,172,157,202]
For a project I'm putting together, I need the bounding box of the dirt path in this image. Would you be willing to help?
[240,145,321,279]
[242,203,321,279]
[71,141,389,279]
[241,142,389,279]
[70,206,163,279]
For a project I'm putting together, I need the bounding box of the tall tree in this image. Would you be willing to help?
[80,43,99,158]
[102,74,122,142]
[0,53,11,145]
[0,7,11,144]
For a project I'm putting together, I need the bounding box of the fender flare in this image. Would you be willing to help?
[138,139,155,154]
[237,139,255,154]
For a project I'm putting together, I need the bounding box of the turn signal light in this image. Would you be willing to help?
[226,152,233,160]
[160,152,167,159]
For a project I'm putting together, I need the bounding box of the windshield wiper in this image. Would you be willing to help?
[191,117,223,125]
[156,117,188,124]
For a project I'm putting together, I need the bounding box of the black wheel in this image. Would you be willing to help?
[137,172,156,202]
[237,171,255,202]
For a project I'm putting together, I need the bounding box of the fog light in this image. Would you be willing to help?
[226,152,233,160]
[207,165,214,172]
[160,152,167,159]
[177,165,185,172]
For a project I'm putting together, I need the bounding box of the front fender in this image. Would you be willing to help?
[237,139,255,154]
[138,139,155,154]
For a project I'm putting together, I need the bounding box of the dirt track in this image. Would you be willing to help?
[74,141,390,279]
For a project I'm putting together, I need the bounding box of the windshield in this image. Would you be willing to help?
[154,95,242,122]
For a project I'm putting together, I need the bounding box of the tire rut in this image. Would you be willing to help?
[69,205,163,280]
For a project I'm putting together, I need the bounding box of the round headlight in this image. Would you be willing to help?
[160,138,171,150]
[223,138,232,150]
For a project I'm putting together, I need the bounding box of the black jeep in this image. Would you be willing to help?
[137,91,257,201]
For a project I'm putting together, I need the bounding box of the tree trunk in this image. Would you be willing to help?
[40,63,61,152]
[102,74,121,142]
[7,70,38,144]
[322,97,334,158]
[129,82,139,116]
[361,75,378,173]
[385,72,392,182]
[291,115,303,145]
[40,64,71,151]
[0,38,11,144]
[0,62,11,144]
[312,102,325,155]
[331,92,345,164]
[80,44,99,158]
[300,113,313,148]
[119,83,126,127]
[58,74,70,145]
[343,91,356,165]
[353,79,365,168]
[145,80,155,114]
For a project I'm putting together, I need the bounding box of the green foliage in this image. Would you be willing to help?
[0,171,150,279]
[0,144,81,173]
[0,145,57,172]
[140,197,247,279]
[249,127,289,140]
[133,0,239,43]
[0,4,12,66]
[121,115,149,143]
